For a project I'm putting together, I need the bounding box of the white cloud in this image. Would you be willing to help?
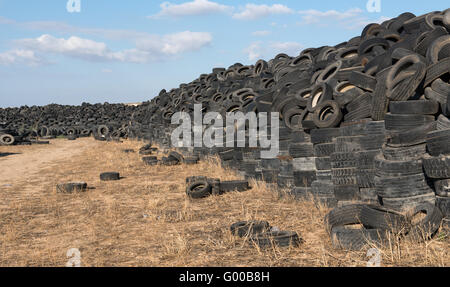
[244,41,303,61]
[244,42,263,61]
[233,4,294,20]
[101,68,113,73]
[297,8,390,30]
[149,0,232,18]
[13,32,212,64]
[298,8,364,24]
[0,49,43,66]
[270,42,303,56]
[136,31,212,55]
[252,30,271,36]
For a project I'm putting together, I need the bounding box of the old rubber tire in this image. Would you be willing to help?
[100,172,120,181]
[230,220,270,238]
[186,180,212,199]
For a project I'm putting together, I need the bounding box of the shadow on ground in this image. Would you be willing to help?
[0,152,20,158]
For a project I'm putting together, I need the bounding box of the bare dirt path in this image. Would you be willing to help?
[0,138,97,184]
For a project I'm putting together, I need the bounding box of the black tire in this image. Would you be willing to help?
[142,156,158,166]
[315,157,331,170]
[330,226,388,251]
[289,143,314,158]
[307,83,333,113]
[424,57,450,87]
[436,196,450,218]
[100,172,120,181]
[349,71,377,92]
[310,128,340,144]
[332,167,357,185]
[0,134,15,145]
[331,152,358,169]
[386,122,436,147]
[316,170,332,181]
[344,95,372,122]
[406,203,443,242]
[335,135,384,152]
[436,115,450,130]
[56,182,87,193]
[434,179,450,197]
[346,92,372,113]
[382,144,426,160]
[230,220,270,238]
[168,151,183,163]
[381,192,436,213]
[97,125,110,137]
[422,154,450,178]
[431,78,450,98]
[333,184,360,201]
[293,170,316,188]
[426,35,450,64]
[67,134,77,141]
[374,154,423,176]
[186,180,212,199]
[426,129,450,156]
[283,108,304,131]
[424,86,447,105]
[371,67,391,121]
[219,180,250,192]
[389,100,439,115]
[356,169,376,188]
[186,176,208,185]
[333,82,364,106]
[324,204,365,234]
[314,142,336,157]
[360,205,409,232]
[317,61,342,83]
[184,156,199,165]
[414,27,448,56]
[386,55,426,101]
[312,100,343,128]
[311,180,334,197]
[384,114,435,131]
[375,173,433,198]
[292,157,316,171]
[250,231,302,248]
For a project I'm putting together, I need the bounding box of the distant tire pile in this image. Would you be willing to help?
[0,103,137,145]
[1,9,449,248]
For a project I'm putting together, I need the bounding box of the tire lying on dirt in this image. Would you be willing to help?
[330,226,389,251]
[0,134,15,145]
[186,180,212,199]
[219,180,250,193]
[56,182,87,193]
[142,156,158,166]
[250,231,303,248]
[183,156,199,165]
[405,203,443,242]
[360,205,410,233]
[230,220,270,238]
[100,172,120,181]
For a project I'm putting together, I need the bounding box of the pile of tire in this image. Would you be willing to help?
[0,103,137,144]
[1,9,449,243]
[325,202,443,250]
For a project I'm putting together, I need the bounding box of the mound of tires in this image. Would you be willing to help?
[1,9,449,248]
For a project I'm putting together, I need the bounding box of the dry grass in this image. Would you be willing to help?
[0,138,448,267]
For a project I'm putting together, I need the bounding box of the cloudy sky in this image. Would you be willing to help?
[0,0,448,107]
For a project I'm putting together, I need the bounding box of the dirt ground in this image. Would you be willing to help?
[0,138,448,267]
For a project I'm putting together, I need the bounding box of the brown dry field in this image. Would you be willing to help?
[0,138,448,267]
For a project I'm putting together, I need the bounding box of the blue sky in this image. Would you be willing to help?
[0,0,448,107]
